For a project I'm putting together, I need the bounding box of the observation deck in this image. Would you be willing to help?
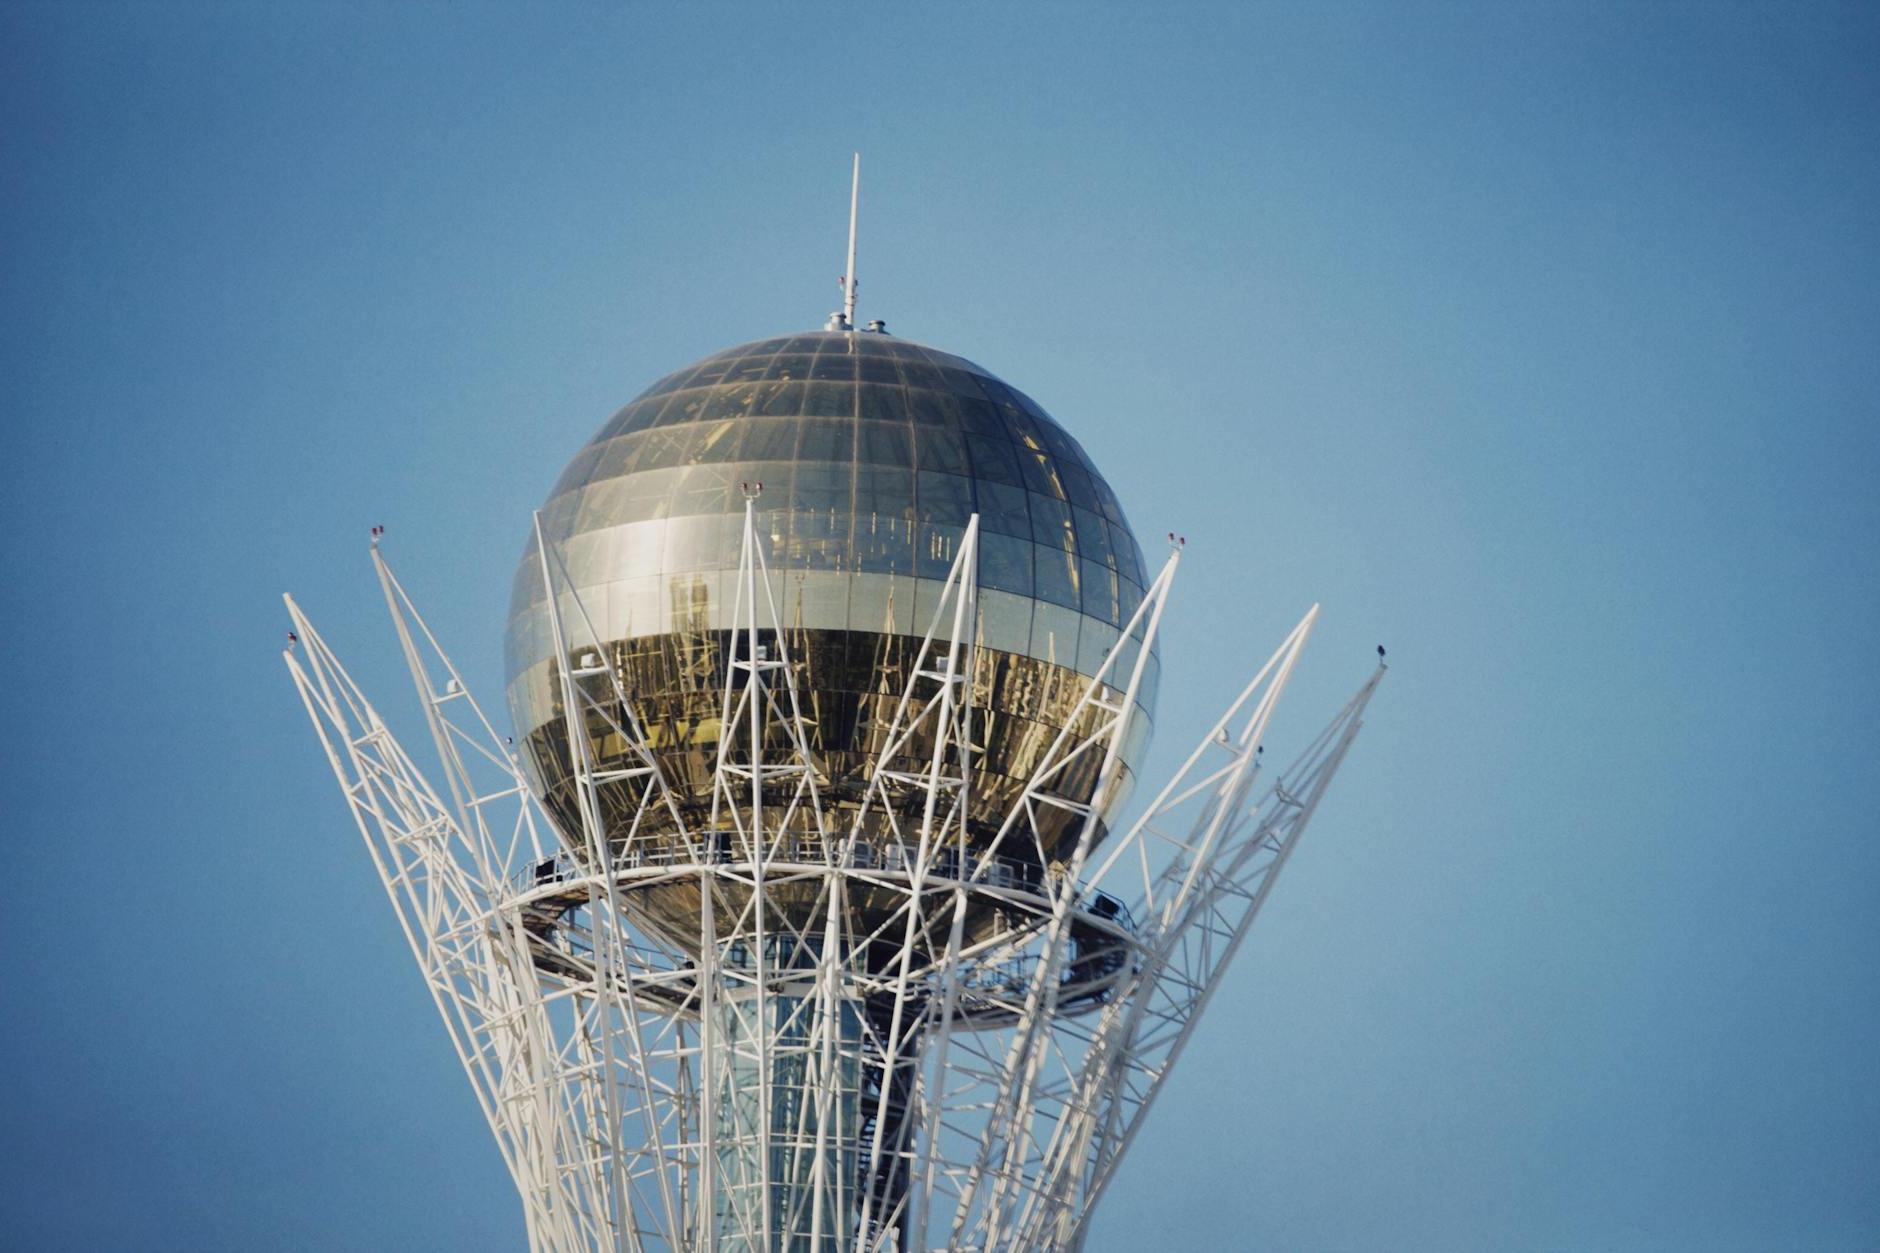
[509,843,1138,1026]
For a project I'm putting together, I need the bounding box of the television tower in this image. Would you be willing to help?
[285,164,1382,1251]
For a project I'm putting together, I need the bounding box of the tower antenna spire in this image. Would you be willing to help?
[831,153,860,331]
[845,152,860,327]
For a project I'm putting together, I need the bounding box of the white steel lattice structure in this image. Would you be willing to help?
[285,500,1382,1252]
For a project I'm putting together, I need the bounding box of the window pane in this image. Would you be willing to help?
[979,531,1033,596]
[637,423,706,470]
[728,460,794,508]
[966,434,1023,486]
[905,387,957,427]
[1073,507,1113,567]
[791,570,850,626]
[665,464,730,518]
[1037,418,1084,465]
[1058,461,1098,511]
[803,381,855,419]
[619,398,665,435]
[808,353,858,381]
[1077,618,1122,676]
[916,470,974,525]
[567,478,624,530]
[856,357,901,384]
[1030,602,1082,668]
[764,354,816,381]
[896,357,946,391]
[691,420,741,465]
[790,462,852,513]
[918,522,965,578]
[1033,542,1080,610]
[915,426,969,476]
[660,388,714,426]
[975,480,1031,537]
[550,444,605,498]
[1117,576,1144,624]
[854,515,914,575]
[701,383,762,422]
[722,353,772,384]
[796,417,854,464]
[935,367,987,400]
[858,382,909,423]
[738,418,798,462]
[1030,494,1077,553]
[756,380,807,417]
[857,421,912,467]
[849,575,915,635]
[1020,450,1066,498]
[591,433,642,480]
[1081,557,1122,624]
[954,396,1003,437]
[665,514,734,573]
[1109,521,1143,584]
[978,589,1034,655]
[787,506,851,570]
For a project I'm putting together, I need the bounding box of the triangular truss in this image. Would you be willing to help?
[285,511,1382,1252]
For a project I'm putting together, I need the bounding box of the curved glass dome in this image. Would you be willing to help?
[505,330,1159,940]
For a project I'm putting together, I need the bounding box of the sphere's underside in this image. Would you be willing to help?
[505,330,1158,943]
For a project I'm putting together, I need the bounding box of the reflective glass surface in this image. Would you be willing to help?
[514,331,1148,635]
[505,330,1159,877]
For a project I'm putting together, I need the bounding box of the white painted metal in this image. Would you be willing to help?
[844,153,860,329]
[285,511,1382,1252]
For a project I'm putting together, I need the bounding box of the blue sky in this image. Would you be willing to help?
[2,3,1876,1249]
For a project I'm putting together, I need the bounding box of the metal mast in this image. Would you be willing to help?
[286,515,1382,1252]
[831,153,860,331]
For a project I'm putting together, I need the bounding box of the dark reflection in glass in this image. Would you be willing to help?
[803,381,854,419]
[1081,558,1122,624]
[1020,450,1065,499]
[1030,495,1076,553]
[1109,521,1143,584]
[856,356,901,385]
[1073,507,1113,568]
[857,382,907,423]
[1058,461,1099,511]
[764,354,815,381]
[966,434,1022,486]
[807,353,857,381]
[980,532,1033,596]
[795,417,851,462]
[904,387,956,427]
[916,426,969,476]
[916,471,974,525]
[858,422,912,467]
[974,481,1031,538]
[1033,543,1081,610]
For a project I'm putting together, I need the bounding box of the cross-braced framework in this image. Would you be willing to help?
[285,505,1383,1253]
